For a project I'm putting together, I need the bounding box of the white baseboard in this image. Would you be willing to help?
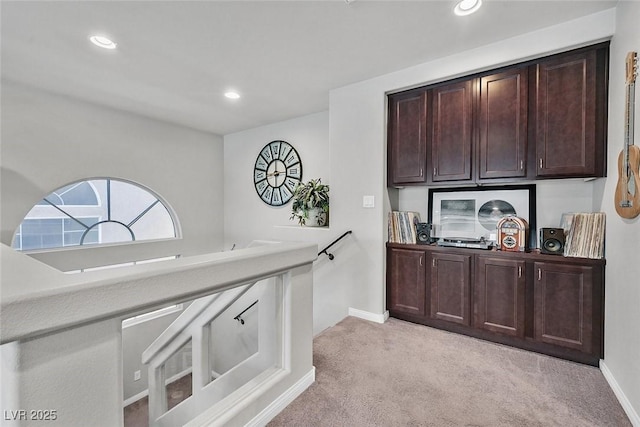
[348,307,389,324]
[600,360,640,426]
[246,366,316,427]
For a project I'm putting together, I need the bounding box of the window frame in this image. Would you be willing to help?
[12,178,181,253]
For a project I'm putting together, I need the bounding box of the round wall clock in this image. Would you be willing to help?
[253,140,302,206]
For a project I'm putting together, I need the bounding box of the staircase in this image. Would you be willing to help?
[142,280,265,426]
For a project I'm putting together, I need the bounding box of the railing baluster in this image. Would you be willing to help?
[192,323,211,391]
[148,364,167,424]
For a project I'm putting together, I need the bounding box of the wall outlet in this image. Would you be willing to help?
[134,370,141,381]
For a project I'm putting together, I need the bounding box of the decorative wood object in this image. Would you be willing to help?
[614,51,640,219]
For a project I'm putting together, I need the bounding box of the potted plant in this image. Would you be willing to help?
[290,178,329,226]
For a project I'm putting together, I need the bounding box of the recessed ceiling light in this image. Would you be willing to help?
[89,35,117,49]
[454,0,482,16]
[224,91,241,100]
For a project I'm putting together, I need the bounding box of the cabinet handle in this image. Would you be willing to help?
[432,258,436,267]
[538,268,541,281]
[539,158,543,169]
[420,256,423,267]
[518,266,522,278]
[520,160,524,170]
[433,167,437,176]
[420,168,423,177]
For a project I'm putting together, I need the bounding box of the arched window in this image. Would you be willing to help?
[12,178,178,251]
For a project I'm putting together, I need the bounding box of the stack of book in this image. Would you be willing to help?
[564,212,606,259]
[388,211,421,244]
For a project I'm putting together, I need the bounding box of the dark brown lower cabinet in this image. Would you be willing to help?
[475,256,525,337]
[430,252,471,326]
[534,262,594,353]
[386,243,604,365]
[387,248,426,317]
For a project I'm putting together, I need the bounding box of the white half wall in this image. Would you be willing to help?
[1,81,225,269]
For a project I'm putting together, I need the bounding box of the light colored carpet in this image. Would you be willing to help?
[269,316,631,427]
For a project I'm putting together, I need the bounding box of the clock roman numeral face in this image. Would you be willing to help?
[261,146,273,163]
[287,166,301,179]
[280,185,292,201]
[255,156,268,171]
[280,143,292,161]
[284,151,300,166]
[261,186,273,204]
[271,188,283,206]
[255,180,268,195]
[254,140,302,206]
[270,141,280,159]
[285,178,299,191]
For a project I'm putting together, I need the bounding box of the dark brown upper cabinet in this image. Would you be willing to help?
[429,79,474,183]
[387,89,428,186]
[386,42,609,187]
[535,47,607,178]
[478,68,528,180]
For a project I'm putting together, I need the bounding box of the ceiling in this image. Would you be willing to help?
[1,1,618,136]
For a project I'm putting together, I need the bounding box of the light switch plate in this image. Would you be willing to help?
[363,195,375,208]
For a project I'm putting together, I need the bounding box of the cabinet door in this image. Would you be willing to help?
[536,50,598,177]
[534,262,593,353]
[388,90,427,186]
[387,248,426,317]
[430,80,473,182]
[475,256,525,337]
[430,252,471,325]
[479,68,527,179]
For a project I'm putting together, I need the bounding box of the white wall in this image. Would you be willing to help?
[397,179,597,242]
[1,81,225,270]
[223,111,330,248]
[222,10,623,340]
[598,1,640,422]
[122,308,187,402]
[224,111,353,335]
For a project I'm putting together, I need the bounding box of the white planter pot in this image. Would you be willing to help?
[302,207,327,227]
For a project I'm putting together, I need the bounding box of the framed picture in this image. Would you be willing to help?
[428,184,537,248]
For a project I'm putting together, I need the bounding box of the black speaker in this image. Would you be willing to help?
[540,228,565,255]
[416,223,432,245]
